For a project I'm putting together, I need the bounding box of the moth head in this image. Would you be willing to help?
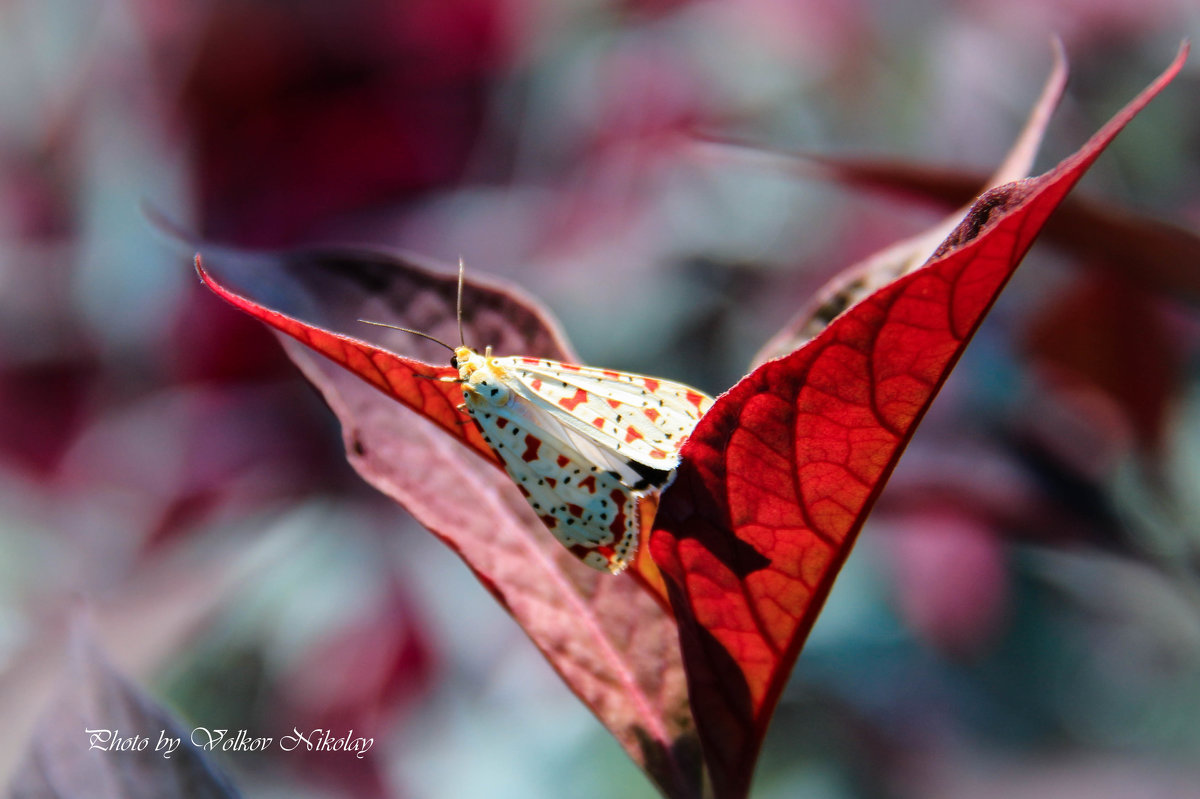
[455,346,513,406]
[452,345,479,378]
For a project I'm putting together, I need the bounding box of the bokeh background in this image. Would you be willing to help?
[1,1,1199,797]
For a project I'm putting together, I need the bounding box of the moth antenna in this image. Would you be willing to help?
[456,256,466,348]
[357,319,455,353]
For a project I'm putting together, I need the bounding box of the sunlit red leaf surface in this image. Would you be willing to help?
[194,254,493,463]
[191,246,699,797]
[648,46,1187,799]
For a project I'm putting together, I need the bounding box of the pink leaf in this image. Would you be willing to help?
[192,245,699,797]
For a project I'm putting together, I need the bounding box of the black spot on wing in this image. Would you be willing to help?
[627,460,672,491]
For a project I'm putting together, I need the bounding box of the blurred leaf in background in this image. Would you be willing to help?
[0,1,1198,797]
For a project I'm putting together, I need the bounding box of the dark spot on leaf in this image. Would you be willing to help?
[935,183,1029,255]
[285,250,395,294]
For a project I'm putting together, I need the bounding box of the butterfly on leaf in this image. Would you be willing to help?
[364,263,714,574]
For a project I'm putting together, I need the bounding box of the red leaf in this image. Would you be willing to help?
[742,150,1200,310]
[191,246,700,797]
[751,41,1068,362]
[648,45,1188,799]
[702,47,1200,313]
[195,254,496,465]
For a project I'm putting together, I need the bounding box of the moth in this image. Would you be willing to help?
[366,263,713,573]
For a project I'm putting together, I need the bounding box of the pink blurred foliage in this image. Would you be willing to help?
[172,0,532,247]
[167,279,307,384]
[55,385,344,552]
[730,0,871,67]
[961,0,1192,47]
[0,2,461,794]
[1024,273,1182,457]
[0,0,1197,795]
[272,580,434,798]
[882,509,1010,659]
[0,358,99,477]
[537,47,711,258]
[0,145,95,478]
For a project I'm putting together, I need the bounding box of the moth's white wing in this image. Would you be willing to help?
[464,396,640,573]
[504,357,714,469]
[502,401,651,487]
[455,348,712,572]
